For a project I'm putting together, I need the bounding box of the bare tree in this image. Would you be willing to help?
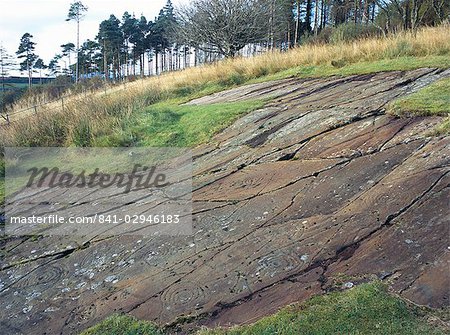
[177,0,269,58]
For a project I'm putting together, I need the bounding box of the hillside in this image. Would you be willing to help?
[1,65,449,334]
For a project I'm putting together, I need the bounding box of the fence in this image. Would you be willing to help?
[0,82,115,127]
[0,43,275,128]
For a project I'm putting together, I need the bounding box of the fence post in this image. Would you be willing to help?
[6,113,9,124]
[34,106,38,115]
[61,97,64,112]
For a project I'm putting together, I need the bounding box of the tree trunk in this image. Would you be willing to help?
[103,40,107,81]
[294,1,301,46]
[320,0,325,28]
[306,0,312,32]
[314,0,320,36]
[287,21,291,48]
[76,19,80,83]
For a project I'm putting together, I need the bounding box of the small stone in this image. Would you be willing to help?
[300,254,309,262]
[90,282,101,290]
[22,305,33,313]
[44,307,58,313]
[343,282,354,289]
[405,239,413,244]
[75,282,86,290]
[104,275,118,283]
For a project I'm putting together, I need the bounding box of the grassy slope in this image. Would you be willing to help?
[252,55,450,83]
[388,78,450,135]
[1,26,449,147]
[387,77,450,135]
[94,99,267,147]
[388,78,450,117]
[81,283,448,335]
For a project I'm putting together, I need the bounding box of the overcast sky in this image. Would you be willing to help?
[0,0,184,75]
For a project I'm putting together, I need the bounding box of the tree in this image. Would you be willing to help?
[131,15,151,76]
[61,43,76,76]
[16,33,38,88]
[121,12,138,76]
[97,15,123,80]
[34,58,47,84]
[177,0,270,58]
[78,40,101,76]
[152,2,178,73]
[66,1,88,83]
[48,54,63,77]
[0,44,16,116]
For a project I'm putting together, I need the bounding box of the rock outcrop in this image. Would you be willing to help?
[1,68,449,334]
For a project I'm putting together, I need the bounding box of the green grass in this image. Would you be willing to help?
[433,117,450,136]
[80,283,448,335]
[0,179,4,207]
[251,55,450,83]
[388,77,450,117]
[81,314,163,335]
[93,99,267,147]
[0,157,3,207]
[387,77,450,135]
[91,56,449,147]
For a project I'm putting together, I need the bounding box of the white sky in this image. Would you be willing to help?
[0,0,184,75]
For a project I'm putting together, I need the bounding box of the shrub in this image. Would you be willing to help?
[71,118,92,147]
[330,23,382,43]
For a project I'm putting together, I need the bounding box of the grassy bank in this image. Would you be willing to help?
[389,78,450,117]
[1,25,449,148]
[81,282,448,335]
[93,99,267,147]
[388,77,450,135]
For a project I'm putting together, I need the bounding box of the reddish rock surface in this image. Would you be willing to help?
[1,68,449,334]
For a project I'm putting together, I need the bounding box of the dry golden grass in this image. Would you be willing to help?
[1,25,449,147]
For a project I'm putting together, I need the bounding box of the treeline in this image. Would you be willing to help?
[2,0,449,86]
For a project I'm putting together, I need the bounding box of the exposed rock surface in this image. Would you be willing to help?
[1,68,449,334]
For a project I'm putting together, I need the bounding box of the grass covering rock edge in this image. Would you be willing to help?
[80,282,449,335]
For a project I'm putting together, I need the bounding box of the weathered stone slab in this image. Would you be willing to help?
[1,68,449,334]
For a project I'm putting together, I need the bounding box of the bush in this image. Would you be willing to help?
[304,24,381,45]
[303,27,333,44]
[71,118,92,147]
[1,89,26,110]
[330,23,382,43]
[384,40,414,58]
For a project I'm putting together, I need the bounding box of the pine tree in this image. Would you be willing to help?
[0,44,16,114]
[61,43,76,77]
[66,1,88,82]
[97,15,123,80]
[16,33,38,88]
[34,58,47,85]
